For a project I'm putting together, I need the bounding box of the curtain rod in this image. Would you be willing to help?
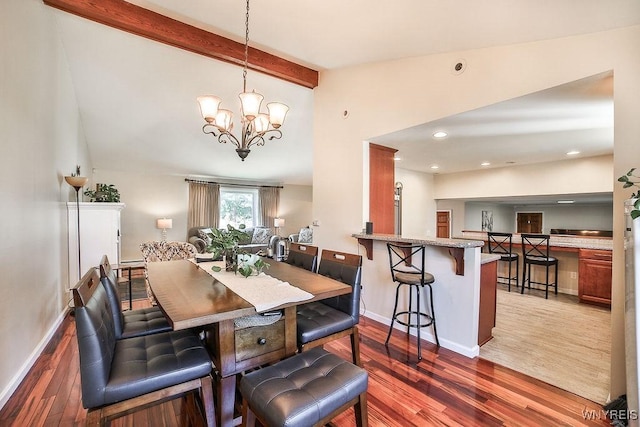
[184,178,283,189]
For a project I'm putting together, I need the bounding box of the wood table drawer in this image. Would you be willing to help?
[235,319,285,362]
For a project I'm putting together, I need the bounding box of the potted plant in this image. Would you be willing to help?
[205,225,269,276]
[618,168,640,219]
[84,183,121,202]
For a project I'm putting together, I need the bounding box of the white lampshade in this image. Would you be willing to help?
[267,102,289,129]
[254,114,270,133]
[239,91,264,121]
[197,96,221,123]
[156,218,173,230]
[274,218,285,228]
[215,109,233,131]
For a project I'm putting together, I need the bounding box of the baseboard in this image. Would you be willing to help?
[0,308,69,411]
[362,312,479,359]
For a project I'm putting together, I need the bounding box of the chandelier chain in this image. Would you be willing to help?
[243,0,250,92]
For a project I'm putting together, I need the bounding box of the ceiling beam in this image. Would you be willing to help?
[43,0,319,89]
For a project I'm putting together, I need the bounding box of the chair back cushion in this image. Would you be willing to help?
[286,243,319,272]
[317,250,362,322]
[98,255,126,338]
[72,269,116,409]
[140,241,198,262]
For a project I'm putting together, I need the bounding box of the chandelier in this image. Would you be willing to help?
[197,0,289,161]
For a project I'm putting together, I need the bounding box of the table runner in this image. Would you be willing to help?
[189,259,313,312]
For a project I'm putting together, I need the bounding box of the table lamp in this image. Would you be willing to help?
[274,217,285,236]
[156,218,173,242]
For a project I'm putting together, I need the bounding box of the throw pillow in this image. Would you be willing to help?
[299,227,313,243]
[252,227,272,244]
[197,228,213,246]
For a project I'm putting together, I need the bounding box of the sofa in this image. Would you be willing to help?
[188,226,278,255]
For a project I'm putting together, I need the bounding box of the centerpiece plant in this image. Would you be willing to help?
[205,224,269,277]
[618,168,640,220]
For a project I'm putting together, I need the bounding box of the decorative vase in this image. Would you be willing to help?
[224,249,237,272]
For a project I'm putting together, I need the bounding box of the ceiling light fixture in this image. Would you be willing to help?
[566,150,580,156]
[197,0,289,161]
[481,162,491,166]
[430,165,440,170]
[433,131,448,139]
[557,200,575,204]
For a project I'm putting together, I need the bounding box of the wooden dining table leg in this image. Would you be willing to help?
[217,374,235,427]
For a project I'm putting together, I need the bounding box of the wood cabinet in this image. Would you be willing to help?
[478,258,498,345]
[578,249,612,307]
[369,143,397,234]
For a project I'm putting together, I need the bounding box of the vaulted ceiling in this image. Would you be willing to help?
[46,0,640,185]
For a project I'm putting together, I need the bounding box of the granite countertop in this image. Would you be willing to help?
[481,253,502,264]
[352,233,484,249]
[460,231,612,251]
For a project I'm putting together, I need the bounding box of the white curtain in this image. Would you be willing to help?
[259,187,280,227]
[187,182,220,230]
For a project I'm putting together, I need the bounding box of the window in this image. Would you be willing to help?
[219,187,259,228]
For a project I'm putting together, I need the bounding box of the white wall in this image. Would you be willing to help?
[0,0,91,408]
[313,26,640,399]
[395,168,436,237]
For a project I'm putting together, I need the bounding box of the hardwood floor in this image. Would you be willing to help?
[480,285,611,404]
[0,300,610,426]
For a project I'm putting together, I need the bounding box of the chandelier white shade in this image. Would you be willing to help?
[197,0,289,161]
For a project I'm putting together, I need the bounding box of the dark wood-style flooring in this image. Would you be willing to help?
[0,299,610,426]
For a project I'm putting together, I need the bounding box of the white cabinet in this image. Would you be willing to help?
[67,202,125,287]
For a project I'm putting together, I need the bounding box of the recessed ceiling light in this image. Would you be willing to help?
[566,150,580,156]
[481,162,491,166]
[393,156,401,161]
[557,200,575,204]
[430,165,439,170]
[433,131,448,139]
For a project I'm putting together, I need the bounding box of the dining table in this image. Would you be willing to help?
[146,258,352,427]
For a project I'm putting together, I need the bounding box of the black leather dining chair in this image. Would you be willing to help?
[72,268,216,426]
[487,232,519,291]
[285,242,319,272]
[521,233,558,299]
[296,249,363,366]
[99,255,172,339]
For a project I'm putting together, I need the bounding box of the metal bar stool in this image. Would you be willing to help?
[487,232,519,291]
[385,243,439,360]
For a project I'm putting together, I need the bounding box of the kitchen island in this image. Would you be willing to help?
[353,233,486,357]
[462,231,613,305]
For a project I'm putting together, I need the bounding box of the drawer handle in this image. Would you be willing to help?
[257,337,267,345]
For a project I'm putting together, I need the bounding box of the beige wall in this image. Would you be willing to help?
[92,169,313,260]
[434,154,613,199]
[395,168,436,237]
[314,26,640,399]
[0,0,92,407]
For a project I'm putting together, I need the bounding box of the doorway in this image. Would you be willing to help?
[516,212,542,233]
[436,210,451,238]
